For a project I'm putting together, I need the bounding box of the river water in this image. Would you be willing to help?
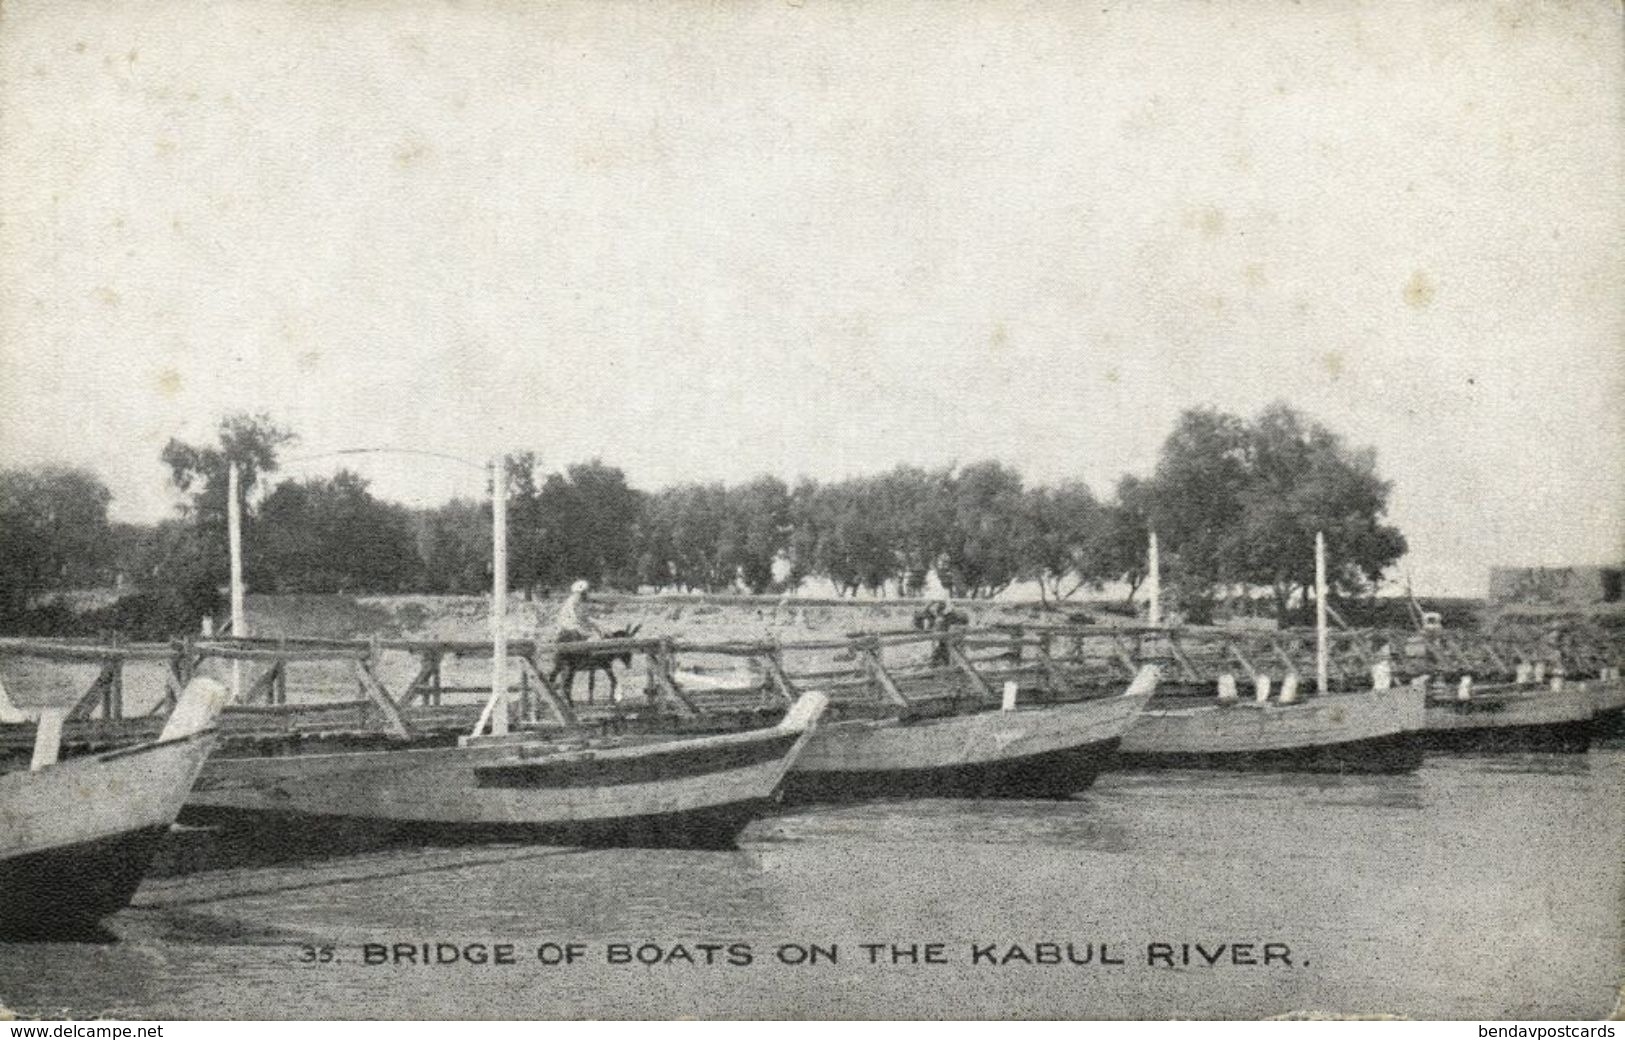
[2,747,1620,1020]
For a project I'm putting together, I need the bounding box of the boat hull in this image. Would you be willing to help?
[1117,684,1425,774]
[183,798,773,851]
[0,732,217,938]
[182,703,824,850]
[1117,730,1422,773]
[1424,682,1595,753]
[0,825,171,938]
[1589,677,1625,738]
[782,691,1147,803]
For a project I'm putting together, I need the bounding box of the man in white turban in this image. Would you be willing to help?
[555,579,603,643]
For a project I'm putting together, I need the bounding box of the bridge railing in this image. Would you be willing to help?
[1,620,1618,752]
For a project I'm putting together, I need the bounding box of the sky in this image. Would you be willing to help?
[1,0,1620,596]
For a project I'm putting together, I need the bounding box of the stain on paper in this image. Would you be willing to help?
[1403,269,1435,308]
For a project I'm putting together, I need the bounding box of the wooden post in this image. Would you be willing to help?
[399,648,442,707]
[489,454,510,737]
[1034,633,1063,695]
[1328,636,1351,685]
[105,644,124,720]
[1315,531,1329,695]
[228,461,246,702]
[177,637,197,686]
[1147,531,1162,625]
[30,708,65,771]
[519,660,532,720]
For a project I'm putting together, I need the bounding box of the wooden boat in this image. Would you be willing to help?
[1589,671,1625,736]
[181,690,829,850]
[0,677,227,939]
[1423,677,1595,753]
[779,666,1157,803]
[1116,677,1426,773]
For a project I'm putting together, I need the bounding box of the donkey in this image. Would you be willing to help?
[550,623,643,704]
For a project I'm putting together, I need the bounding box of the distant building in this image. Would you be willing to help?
[1488,565,1624,608]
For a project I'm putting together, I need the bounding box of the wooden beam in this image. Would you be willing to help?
[1164,631,1204,683]
[1226,640,1260,682]
[245,661,284,705]
[649,640,700,717]
[946,637,997,703]
[1108,633,1140,679]
[762,644,798,705]
[1340,632,1376,670]
[397,650,443,708]
[518,652,579,728]
[1430,633,1469,676]
[197,643,366,663]
[1475,637,1510,676]
[1265,634,1301,676]
[0,639,174,663]
[351,658,411,739]
[150,659,185,716]
[857,639,912,709]
[67,659,119,721]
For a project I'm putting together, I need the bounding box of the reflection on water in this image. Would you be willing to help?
[1,751,1620,1020]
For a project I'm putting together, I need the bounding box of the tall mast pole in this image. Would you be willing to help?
[227,461,246,701]
[490,454,510,737]
[1315,530,1329,695]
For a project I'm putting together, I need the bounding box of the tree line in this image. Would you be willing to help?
[0,401,1408,630]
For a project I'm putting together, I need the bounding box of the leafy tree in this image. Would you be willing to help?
[1236,402,1407,616]
[1097,476,1155,605]
[111,518,199,585]
[0,465,114,619]
[938,460,1028,598]
[417,498,490,594]
[160,413,295,584]
[791,478,895,596]
[253,470,422,592]
[1020,480,1103,604]
[1145,402,1407,621]
[637,482,733,591]
[720,476,792,593]
[1145,407,1250,596]
[510,456,644,591]
[784,478,823,591]
[871,466,954,595]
